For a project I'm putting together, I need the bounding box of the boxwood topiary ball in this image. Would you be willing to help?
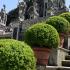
[24,23,60,48]
[46,16,70,34]
[59,12,70,23]
[0,39,36,70]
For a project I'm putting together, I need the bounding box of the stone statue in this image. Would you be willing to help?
[19,0,27,21]
[58,0,65,8]
[1,9,4,23]
[0,14,2,22]
[27,1,39,19]
[0,5,7,25]
[34,0,39,18]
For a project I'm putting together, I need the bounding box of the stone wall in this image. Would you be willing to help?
[10,17,47,40]
[11,17,47,29]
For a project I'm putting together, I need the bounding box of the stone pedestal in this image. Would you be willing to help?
[48,48,69,66]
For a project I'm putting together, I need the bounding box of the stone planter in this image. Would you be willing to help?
[33,47,51,65]
[48,48,69,66]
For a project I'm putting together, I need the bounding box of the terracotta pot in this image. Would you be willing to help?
[33,47,51,65]
[59,33,65,48]
[60,36,64,47]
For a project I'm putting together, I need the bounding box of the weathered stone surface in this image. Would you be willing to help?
[65,55,70,60]
[62,60,70,67]
[8,0,68,40]
[37,66,70,70]
[48,48,69,66]
[18,0,67,21]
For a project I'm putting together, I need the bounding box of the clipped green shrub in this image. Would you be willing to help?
[25,23,60,48]
[0,39,36,70]
[59,12,70,23]
[46,16,70,34]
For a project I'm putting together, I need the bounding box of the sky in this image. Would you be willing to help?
[65,0,70,9]
[0,0,70,13]
[0,0,18,12]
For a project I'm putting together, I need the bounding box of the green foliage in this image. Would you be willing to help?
[59,12,70,23]
[46,16,70,34]
[24,23,60,48]
[0,39,36,70]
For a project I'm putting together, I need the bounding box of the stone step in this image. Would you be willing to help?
[62,60,70,67]
[65,55,70,60]
[37,66,70,70]
[68,51,70,55]
[46,66,70,70]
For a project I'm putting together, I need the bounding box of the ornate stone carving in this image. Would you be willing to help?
[18,0,66,19]
[0,5,7,25]
[34,0,39,18]
[19,0,27,21]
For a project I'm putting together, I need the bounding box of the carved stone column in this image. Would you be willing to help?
[17,0,27,40]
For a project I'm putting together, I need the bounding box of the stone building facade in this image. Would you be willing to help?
[10,0,68,30]
[18,0,68,20]
[8,0,68,40]
[17,0,67,21]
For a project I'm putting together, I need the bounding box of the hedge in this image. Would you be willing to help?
[24,23,60,48]
[46,16,70,34]
[0,39,36,70]
[59,12,70,23]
